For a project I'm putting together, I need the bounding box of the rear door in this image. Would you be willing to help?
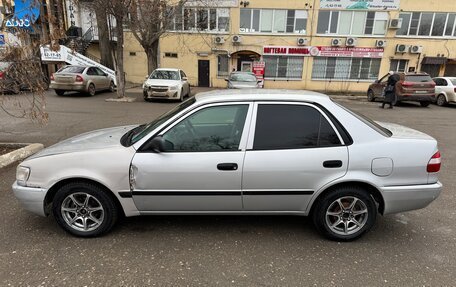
[95,67,110,89]
[242,102,349,212]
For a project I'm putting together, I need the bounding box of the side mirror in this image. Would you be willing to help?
[182,77,188,81]
[225,78,229,82]
[143,136,166,153]
[145,75,149,80]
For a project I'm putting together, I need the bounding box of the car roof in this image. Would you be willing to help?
[435,77,456,79]
[155,68,179,72]
[194,89,330,104]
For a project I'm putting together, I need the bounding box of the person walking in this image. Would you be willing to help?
[381,72,400,109]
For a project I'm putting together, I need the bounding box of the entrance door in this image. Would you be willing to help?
[198,60,210,87]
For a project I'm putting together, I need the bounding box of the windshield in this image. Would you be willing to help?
[335,102,392,137]
[149,70,180,80]
[229,73,257,82]
[58,66,86,74]
[122,97,196,146]
[405,75,432,82]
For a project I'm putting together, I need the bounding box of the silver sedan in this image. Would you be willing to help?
[13,90,442,241]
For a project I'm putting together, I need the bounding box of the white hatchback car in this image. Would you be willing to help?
[13,90,442,241]
[142,68,190,102]
[433,77,456,106]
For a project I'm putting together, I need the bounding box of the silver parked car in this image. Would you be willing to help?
[13,90,442,241]
[225,72,261,89]
[433,77,456,106]
[50,65,115,96]
[142,68,191,102]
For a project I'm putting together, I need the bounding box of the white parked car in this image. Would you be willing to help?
[13,90,442,241]
[142,68,190,102]
[433,77,456,106]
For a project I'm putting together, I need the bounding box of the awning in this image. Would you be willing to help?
[421,57,447,65]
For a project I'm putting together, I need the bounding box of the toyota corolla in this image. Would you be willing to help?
[13,90,442,241]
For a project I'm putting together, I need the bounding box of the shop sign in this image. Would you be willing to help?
[320,0,400,10]
[263,46,383,58]
[252,61,265,87]
[263,46,313,56]
[40,46,67,62]
[0,0,41,28]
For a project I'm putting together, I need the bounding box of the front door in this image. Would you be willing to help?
[372,74,389,98]
[198,60,210,87]
[242,103,349,212]
[131,103,252,212]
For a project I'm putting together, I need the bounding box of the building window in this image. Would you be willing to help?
[390,60,408,72]
[217,54,229,76]
[164,53,178,58]
[264,56,303,79]
[129,52,137,56]
[240,9,307,34]
[312,57,381,80]
[397,12,456,37]
[317,11,388,36]
[170,7,230,32]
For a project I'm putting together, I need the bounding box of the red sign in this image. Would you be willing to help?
[252,61,265,88]
[263,46,384,58]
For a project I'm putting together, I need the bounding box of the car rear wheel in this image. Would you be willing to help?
[420,101,430,107]
[312,186,377,241]
[52,182,118,237]
[436,94,447,106]
[87,84,96,96]
[55,89,65,96]
[367,90,375,102]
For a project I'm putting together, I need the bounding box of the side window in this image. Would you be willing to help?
[253,104,341,150]
[440,79,448,86]
[86,68,97,75]
[180,71,186,79]
[162,105,249,152]
[96,68,106,76]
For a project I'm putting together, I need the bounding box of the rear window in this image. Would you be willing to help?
[405,75,432,82]
[450,79,456,85]
[58,66,86,74]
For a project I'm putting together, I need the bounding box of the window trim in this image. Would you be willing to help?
[397,11,456,38]
[316,10,388,36]
[239,8,308,34]
[246,102,345,151]
[312,57,381,81]
[147,102,254,153]
[169,7,230,33]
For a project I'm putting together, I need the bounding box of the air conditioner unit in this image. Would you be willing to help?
[375,40,387,48]
[389,18,403,29]
[396,44,409,53]
[214,36,225,44]
[232,35,242,43]
[346,37,358,47]
[331,38,342,47]
[297,38,307,46]
[410,45,423,54]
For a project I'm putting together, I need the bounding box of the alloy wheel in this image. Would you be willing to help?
[325,196,368,236]
[61,192,105,232]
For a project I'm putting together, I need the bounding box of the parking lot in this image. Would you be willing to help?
[1,89,456,286]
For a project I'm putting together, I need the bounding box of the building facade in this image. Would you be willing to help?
[123,0,456,93]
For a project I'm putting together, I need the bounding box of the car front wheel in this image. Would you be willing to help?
[367,90,375,102]
[312,186,377,241]
[52,182,119,237]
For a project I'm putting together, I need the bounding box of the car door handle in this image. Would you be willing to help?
[217,163,238,171]
[323,160,343,168]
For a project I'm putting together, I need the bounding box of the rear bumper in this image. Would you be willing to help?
[381,181,442,215]
[397,94,435,102]
[12,181,47,217]
[50,83,86,91]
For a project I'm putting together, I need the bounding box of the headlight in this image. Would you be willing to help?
[169,85,179,90]
[16,166,31,186]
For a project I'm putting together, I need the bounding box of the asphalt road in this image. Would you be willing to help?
[1,89,455,286]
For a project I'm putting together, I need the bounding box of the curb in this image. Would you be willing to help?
[0,143,44,169]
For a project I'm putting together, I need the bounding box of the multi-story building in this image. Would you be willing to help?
[126,0,456,93]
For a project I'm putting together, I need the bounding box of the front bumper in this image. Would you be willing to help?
[12,181,47,217]
[143,88,179,99]
[381,181,442,215]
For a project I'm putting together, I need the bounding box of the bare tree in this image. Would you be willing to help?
[93,1,114,69]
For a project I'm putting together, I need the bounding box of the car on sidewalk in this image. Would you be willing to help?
[13,90,442,241]
[367,72,436,107]
[0,61,49,94]
[432,77,456,106]
[142,68,190,102]
[50,65,115,96]
[225,71,261,89]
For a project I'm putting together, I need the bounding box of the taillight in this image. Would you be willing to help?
[430,82,436,87]
[75,75,84,82]
[402,81,414,87]
[0,71,4,80]
[50,73,54,81]
[427,151,441,173]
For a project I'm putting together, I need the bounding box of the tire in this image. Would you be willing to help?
[87,83,96,96]
[109,81,116,93]
[52,182,119,237]
[312,186,377,241]
[55,89,65,96]
[179,89,184,102]
[187,87,191,98]
[420,101,430,107]
[436,94,447,106]
[367,90,375,102]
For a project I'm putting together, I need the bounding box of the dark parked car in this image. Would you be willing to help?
[367,72,435,107]
[0,61,49,94]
